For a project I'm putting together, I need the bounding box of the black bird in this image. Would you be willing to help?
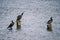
[16,12,24,22]
[47,17,53,24]
[7,20,14,30]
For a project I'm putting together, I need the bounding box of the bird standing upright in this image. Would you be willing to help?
[47,17,53,24]
[16,12,24,22]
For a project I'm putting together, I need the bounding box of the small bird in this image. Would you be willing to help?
[7,20,14,30]
[16,12,24,22]
[47,17,53,24]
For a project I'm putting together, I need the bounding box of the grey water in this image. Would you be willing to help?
[0,0,60,40]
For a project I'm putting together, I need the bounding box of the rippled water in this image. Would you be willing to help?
[0,0,60,40]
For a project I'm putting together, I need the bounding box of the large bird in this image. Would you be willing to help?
[7,20,14,30]
[47,17,53,24]
[16,12,24,22]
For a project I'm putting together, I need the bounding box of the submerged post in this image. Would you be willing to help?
[17,20,21,29]
[47,24,52,31]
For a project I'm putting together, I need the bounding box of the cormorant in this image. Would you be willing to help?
[7,20,14,30]
[47,17,53,24]
[16,12,24,22]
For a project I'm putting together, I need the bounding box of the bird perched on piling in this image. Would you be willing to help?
[47,17,53,31]
[7,20,14,30]
[47,17,53,24]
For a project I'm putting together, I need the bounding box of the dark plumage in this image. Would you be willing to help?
[7,20,14,29]
[47,17,53,24]
[16,12,24,21]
